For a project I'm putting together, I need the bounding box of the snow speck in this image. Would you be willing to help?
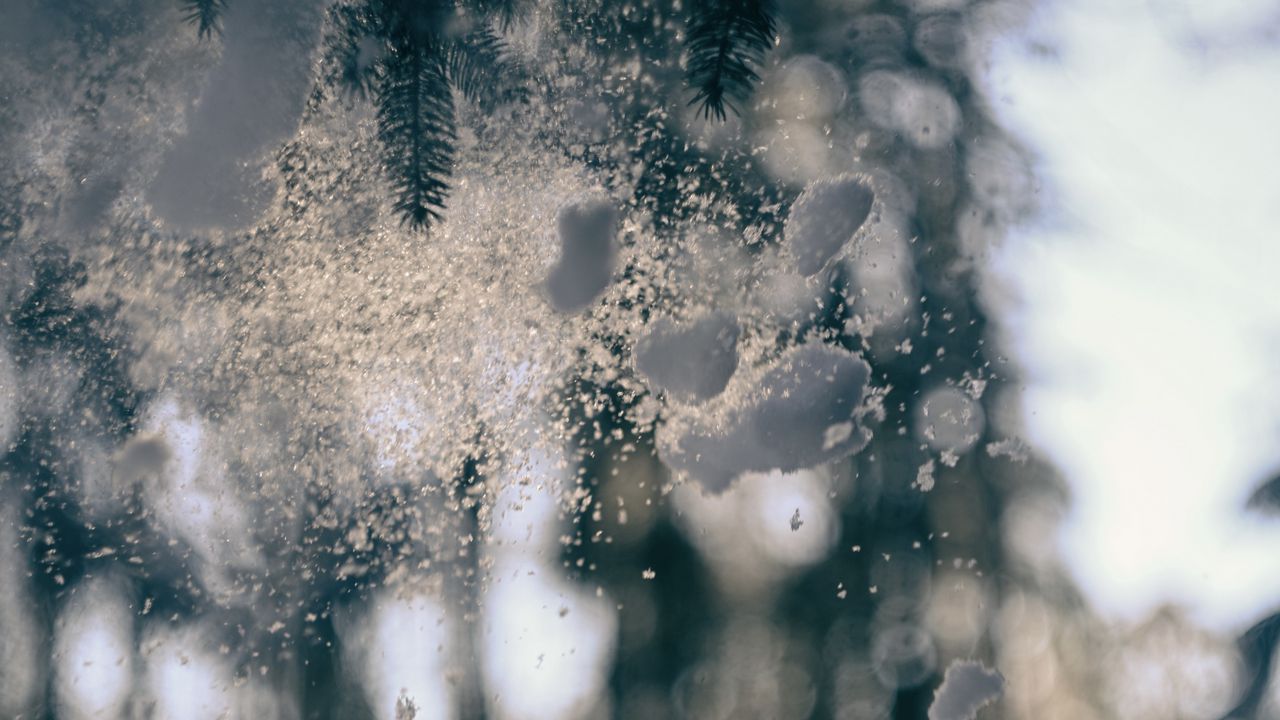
[396,693,418,720]
[544,199,619,313]
[984,438,1029,463]
[915,459,937,492]
[928,659,1004,720]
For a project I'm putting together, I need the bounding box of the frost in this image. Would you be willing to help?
[785,175,875,276]
[660,345,873,493]
[633,312,740,401]
[113,433,172,485]
[544,198,619,313]
[928,660,1004,720]
[841,14,908,68]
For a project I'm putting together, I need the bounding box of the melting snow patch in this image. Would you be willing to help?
[928,659,1004,720]
[634,312,740,401]
[660,344,873,493]
[544,198,619,313]
[785,175,875,276]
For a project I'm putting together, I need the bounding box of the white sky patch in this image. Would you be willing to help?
[487,449,566,554]
[53,577,135,720]
[672,469,841,594]
[140,624,235,720]
[480,439,617,720]
[480,557,618,720]
[984,0,1280,633]
[141,396,264,599]
[343,593,456,720]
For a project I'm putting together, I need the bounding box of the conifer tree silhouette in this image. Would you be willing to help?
[683,0,777,121]
[178,0,771,226]
[182,0,528,231]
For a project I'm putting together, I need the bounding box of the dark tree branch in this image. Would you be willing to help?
[325,3,385,99]
[377,40,457,230]
[684,0,777,121]
[468,0,531,31]
[446,24,528,110]
[181,0,228,40]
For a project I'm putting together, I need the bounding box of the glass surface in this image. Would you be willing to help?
[0,0,1276,718]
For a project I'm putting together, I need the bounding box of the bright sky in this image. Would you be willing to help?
[985,0,1280,633]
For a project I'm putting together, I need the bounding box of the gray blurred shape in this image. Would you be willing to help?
[634,312,740,401]
[148,0,324,232]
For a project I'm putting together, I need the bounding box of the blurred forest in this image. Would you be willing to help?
[0,0,1212,718]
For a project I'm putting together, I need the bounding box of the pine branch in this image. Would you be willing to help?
[445,24,529,110]
[467,0,531,31]
[181,0,228,40]
[376,40,457,230]
[684,0,776,121]
[325,3,385,99]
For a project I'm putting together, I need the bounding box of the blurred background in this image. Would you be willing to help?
[1,0,1279,718]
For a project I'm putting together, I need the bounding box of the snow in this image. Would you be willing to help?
[928,660,1004,720]
[660,345,873,493]
[544,198,619,313]
[785,175,875,276]
[633,312,740,401]
[915,459,937,492]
